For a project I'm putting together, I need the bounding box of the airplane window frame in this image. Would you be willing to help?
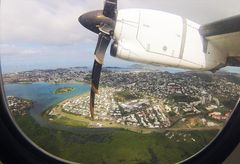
[0,67,240,164]
[1,1,240,162]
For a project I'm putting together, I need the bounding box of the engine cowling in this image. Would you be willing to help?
[110,40,173,65]
[111,8,227,71]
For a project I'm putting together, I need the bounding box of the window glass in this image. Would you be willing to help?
[1,0,239,163]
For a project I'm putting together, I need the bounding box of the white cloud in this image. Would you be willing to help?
[120,0,240,24]
[1,0,239,45]
[0,0,100,44]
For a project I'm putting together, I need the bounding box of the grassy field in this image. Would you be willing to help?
[44,106,158,134]
[15,113,218,164]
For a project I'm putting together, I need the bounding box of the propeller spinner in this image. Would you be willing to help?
[79,0,117,120]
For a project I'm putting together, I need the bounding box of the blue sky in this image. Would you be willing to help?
[1,0,240,73]
[1,43,133,73]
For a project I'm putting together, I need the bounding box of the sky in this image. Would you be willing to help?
[1,0,240,73]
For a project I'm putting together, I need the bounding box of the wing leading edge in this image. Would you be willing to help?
[200,15,240,37]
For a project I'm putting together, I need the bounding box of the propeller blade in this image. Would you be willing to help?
[103,0,117,20]
[90,33,111,120]
[94,33,111,64]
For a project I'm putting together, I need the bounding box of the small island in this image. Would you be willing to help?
[54,87,75,94]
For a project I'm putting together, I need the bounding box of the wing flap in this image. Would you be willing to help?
[200,15,240,60]
[206,32,240,57]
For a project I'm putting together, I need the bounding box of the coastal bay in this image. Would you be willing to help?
[4,82,219,163]
[5,68,234,163]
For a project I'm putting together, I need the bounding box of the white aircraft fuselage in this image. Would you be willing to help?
[112,9,227,71]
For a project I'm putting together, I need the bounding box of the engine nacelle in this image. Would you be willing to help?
[111,9,227,71]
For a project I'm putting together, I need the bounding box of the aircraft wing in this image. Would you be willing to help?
[199,15,240,66]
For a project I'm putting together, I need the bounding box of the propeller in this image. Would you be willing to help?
[79,0,117,120]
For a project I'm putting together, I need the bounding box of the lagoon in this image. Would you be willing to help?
[4,82,90,126]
